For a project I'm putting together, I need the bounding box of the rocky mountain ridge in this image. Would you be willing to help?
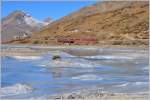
[1,10,52,43]
[2,1,149,46]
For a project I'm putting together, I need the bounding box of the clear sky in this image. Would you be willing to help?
[2,1,98,21]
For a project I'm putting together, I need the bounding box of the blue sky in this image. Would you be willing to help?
[2,1,99,21]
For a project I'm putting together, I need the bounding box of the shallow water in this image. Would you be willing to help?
[1,46,149,99]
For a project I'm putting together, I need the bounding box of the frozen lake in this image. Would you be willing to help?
[1,46,149,99]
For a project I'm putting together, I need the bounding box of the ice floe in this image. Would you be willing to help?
[0,84,33,97]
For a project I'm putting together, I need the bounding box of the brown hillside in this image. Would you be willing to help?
[11,1,149,45]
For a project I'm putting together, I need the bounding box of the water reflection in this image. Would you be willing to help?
[49,67,63,79]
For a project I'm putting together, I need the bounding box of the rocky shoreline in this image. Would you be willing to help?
[1,45,148,57]
[48,89,149,100]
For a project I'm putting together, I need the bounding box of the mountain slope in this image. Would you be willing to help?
[1,10,52,43]
[8,1,149,45]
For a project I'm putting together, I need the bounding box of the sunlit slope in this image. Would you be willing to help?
[11,1,149,45]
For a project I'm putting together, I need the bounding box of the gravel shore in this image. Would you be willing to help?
[48,89,149,100]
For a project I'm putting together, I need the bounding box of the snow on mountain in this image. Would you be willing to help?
[43,17,53,24]
[24,15,49,27]
[1,10,52,43]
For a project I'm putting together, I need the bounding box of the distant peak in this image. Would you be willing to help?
[43,17,53,23]
[7,10,27,19]
[13,10,25,13]
[11,10,26,15]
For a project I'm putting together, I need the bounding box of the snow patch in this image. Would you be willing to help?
[24,16,49,27]
[43,60,97,68]
[12,56,42,60]
[116,83,129,87]
[116,82,148,87]
[83,55,132,60]
[135,82,147,85]
[72,74,103,81]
